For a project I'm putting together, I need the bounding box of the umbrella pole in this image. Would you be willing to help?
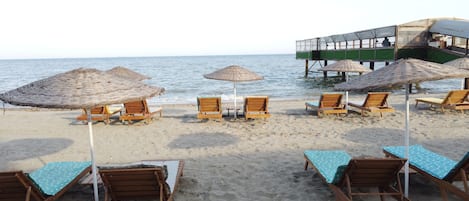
[345,73,349,110]
[404,85,410,197]
[87,109,99,201]
[233,82,237,119]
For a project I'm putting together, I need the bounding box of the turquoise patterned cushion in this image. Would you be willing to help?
[305,101,319,107]
[28,161,91,196]
[445,152,469,180]
[383,145,456,179]
[304,150,351,184]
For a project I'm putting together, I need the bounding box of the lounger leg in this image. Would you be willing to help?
[439,184,449,201]
[415,101,418,108]
[304,160,309,170]
[26,186,31,201]
[378,187,386,201]
[104,186,110,201]
[461,169,468,193]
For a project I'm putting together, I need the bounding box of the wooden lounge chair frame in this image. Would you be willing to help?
[415,89,469,113]
[76,106,122,124]
[119,100,162,124]
[348,92,395,117]
[0,166,91,201]
[305,93,347,117]
[384,147,469,201]
[244,96,271,120]
[304,155,409,201]
[99,160,184,201]
[196,97,222,119]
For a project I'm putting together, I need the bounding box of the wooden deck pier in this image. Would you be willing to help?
[296,18,469,79]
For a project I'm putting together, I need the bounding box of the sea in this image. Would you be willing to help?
[0,54,463,106]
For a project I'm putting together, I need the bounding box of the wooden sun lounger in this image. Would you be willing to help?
[99,160,184,201]
[348,92,395,117]
[305,93,347,117]
[304,150,409,201]
[384,145,469,201]
[244,96,271,120]
[76,105,122,124]
[415,89,469,113]
[197,97,222,119]
[119,100,162,124]
[0,161,91,201]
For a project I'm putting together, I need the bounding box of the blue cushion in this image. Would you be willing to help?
[304,150,351,184]
[306,101,319,107]
[445,152,469,180]
[383,145,456,179]
[28,161,91,196]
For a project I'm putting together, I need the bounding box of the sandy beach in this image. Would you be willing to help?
[1,93,468,201]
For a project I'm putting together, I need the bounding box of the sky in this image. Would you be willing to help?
[0,0,468,59]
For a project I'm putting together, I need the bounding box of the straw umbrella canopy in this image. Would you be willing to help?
[0,68,165,201]
[106,66,151,81]
[318,59,371,73]
[319,60,371,107]
[444,57,469,89]
[203,65,263,118]
[334,58,469,197]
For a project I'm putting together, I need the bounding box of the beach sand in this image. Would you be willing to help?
[1,93,468,201]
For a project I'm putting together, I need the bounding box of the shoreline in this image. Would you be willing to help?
[1,93,467,201]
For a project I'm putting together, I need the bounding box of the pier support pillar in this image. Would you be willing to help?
[385,61,389,66]
[465,78,469,89]
[304,60,309,78]
[341,72,346,81]
[360,61,363,65]
[370,62,375,70]
[466,38,469,55]
[323,60,328,80]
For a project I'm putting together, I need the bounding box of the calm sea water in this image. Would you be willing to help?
[0,54,463,106]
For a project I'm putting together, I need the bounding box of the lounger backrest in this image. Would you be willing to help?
[442,90,469,105]
[0,171,44,201]
[245,96,268,112]
[197,97,221,112]
[124,100,148,114]
[320,94,343,108]
[363,92,389,107]
[99,167,171,201]
[90,106,106,115]
[337,158,406,188]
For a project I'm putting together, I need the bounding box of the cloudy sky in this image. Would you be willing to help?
[1,0,468,59]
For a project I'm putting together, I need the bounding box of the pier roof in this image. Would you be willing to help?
[430,19,469,39]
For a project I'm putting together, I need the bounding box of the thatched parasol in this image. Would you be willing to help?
[334,58,469,196]
[318,59,371,73]
[106,66,151,81]
[335,58,469,90]
[204,65,263,81]
[319,60,371,107]
[204,65,263,118]
[444,57,469,89]
[0,68,164,201]
[0,68,163,109]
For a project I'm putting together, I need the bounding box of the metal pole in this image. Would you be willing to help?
[233,82,237,119]
[404,84,410,197]
[87,109,99,201]
[345,73,349,110]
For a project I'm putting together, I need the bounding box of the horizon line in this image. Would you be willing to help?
[0,52,295,61]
